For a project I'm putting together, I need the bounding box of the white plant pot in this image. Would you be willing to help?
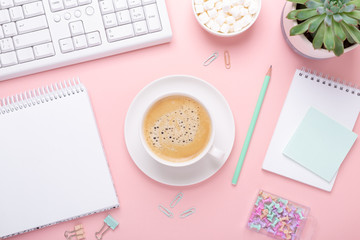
[281,2,358,59]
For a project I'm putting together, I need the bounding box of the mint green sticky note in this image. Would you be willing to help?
[283,107,358,182]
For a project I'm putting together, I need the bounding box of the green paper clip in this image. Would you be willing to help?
[180,208,196,218]
[95,215,119,240]
[170,192,183,208]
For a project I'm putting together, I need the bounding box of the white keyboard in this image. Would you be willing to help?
[0,0,172,81]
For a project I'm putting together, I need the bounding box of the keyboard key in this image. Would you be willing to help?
[23,1,44,18]
[99,0,114,14]
[0,27,4,39]
[13,29,51,49]
[0,10,11,24]
[49,0,64,12]
[127,0,140,8]
[113,0,127,11]
[106,24,134,42]
[69,20,84,36]
[74,9,81,17]
[116,9,130,25]
[59,37,74,53]
[33,42,55,59]
[9,6,24,21]
[0,51,18,67]
[14,0,36,5]
[144,4,161,32]
[142,0,155,4]
[85,6,94,15]
[0,0,14,9]
[72,34,87,49]
[133,20,148,35]
[63,0,77,9]
[130,6,144,22]
[17,15,48,34]
[0,38,14,52]
[2,22,17,37]
[103,13,117,28]
[64,12,71,20]
[86,31,101,47]
[16,47,34,63]
[78,0,91,5]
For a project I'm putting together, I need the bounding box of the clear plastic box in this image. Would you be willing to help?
[247,190,311,240]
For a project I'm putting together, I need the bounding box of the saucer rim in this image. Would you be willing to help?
[124,74,235,186]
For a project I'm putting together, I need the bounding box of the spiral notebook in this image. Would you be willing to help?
[262,68,360,192]
[0,81,119,238]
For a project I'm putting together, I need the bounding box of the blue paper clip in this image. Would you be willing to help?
[95,215,119,240]
[170,192,183,208]
[203,52,218,66]
[158,204,173,218]
[180,208,196,218]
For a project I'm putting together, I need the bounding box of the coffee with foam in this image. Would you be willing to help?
[143,95,212,163]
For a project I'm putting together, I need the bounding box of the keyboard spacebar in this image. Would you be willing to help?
[13,29,51,49]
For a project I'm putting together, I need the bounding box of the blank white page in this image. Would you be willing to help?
[262,69,360,191]
[0,83,119,238]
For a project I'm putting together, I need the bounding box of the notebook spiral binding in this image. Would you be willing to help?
[0,78,84,115]
[299,67,360,96]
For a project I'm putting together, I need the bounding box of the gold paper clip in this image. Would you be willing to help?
[203,52,218,66]
[158,204,174,218]
[64,224,85,240]
[170,192,183,208]
[224,50,231,69]
[180,208,196,218]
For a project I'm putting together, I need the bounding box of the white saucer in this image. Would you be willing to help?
[124,75,235,186]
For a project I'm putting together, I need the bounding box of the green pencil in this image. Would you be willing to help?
[231,65,272,185]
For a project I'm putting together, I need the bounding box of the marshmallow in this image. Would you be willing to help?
[244,0,251,7]
[206,19,216,29]
[241,14,252,26]
[210,22,221,32]
[226,16,235,24]
[229,24,234,33]
[220,23,230,33]
[233,20,244,32]
[194,4,205,14]
[222,0,231,12]
[208,8,218,18]
[248,1,258,14]
[230,6,241,18]
[215,14,226,25]
[194,0,257,34]
[239,6,249,16]
[204,0,215,10]
[198,12,210,24]
[215,1,223,10]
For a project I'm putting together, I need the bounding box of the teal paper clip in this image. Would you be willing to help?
[95,215,119,240]
[180,207,196,218]
[158,204,174,218]
[170,192,183,208]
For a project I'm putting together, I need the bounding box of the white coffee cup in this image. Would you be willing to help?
[140,92,224,167]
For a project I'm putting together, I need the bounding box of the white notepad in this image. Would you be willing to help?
[262,69,360,191]
[0,81,119,238]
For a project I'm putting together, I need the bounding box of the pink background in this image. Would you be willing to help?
[1,0,360,239]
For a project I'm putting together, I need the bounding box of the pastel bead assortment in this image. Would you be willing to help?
[194,0,259,34]
[248,190,310,240]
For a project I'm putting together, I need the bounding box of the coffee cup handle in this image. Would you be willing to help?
[207,146,225,161]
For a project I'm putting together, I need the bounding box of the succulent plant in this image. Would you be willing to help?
[287,0,360,56]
